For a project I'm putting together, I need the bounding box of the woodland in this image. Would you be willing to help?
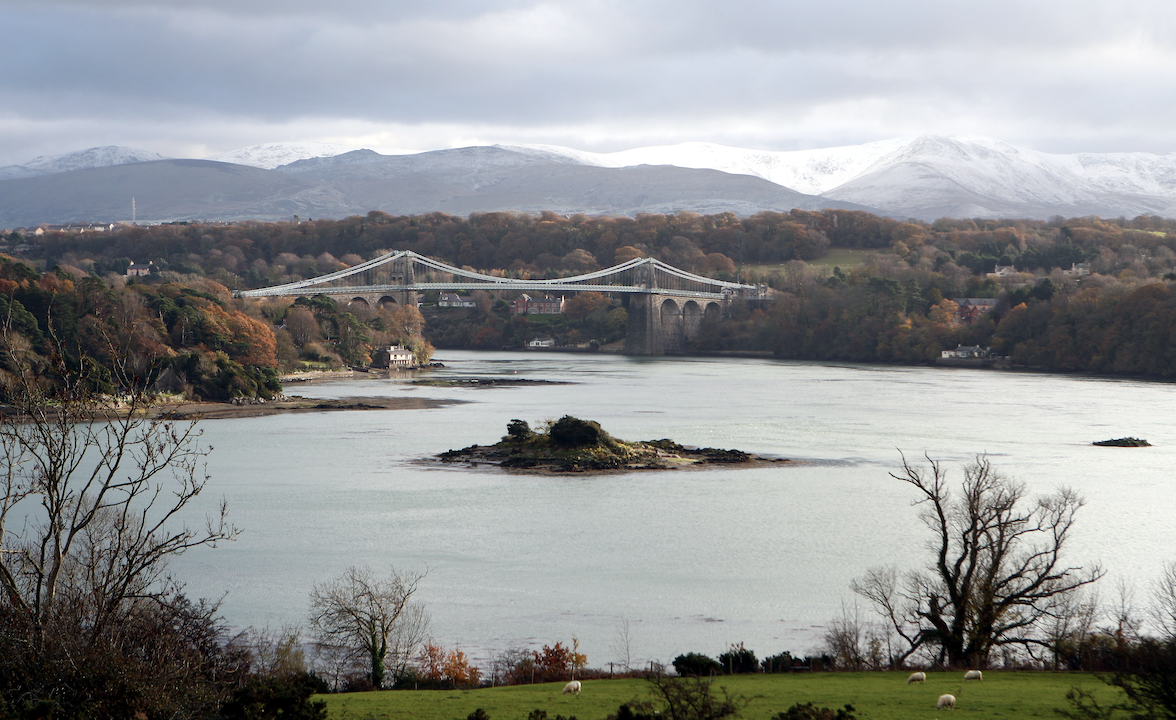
[4,208,1176,400]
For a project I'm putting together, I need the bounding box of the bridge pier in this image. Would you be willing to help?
[624,294,724,355]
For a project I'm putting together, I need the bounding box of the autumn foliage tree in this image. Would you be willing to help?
[532,642,574,683]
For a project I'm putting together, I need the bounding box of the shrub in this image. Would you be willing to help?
[607,703,658,720]
[646,675,745,720]
[548,416,610,448]
[717,643,757,674]
[772,702,857,720]
[672,652,723,677]
[761,651,798,673]
[218,672,329,720]
[506,419,534,441]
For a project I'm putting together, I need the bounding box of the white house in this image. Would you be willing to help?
[372,345,416,368]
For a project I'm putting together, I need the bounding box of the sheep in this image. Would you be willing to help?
[937,694,956,710]
[906,671,926,684]
[964,669,983,681]
[561,680,582,695]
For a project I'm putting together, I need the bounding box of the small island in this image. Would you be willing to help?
[1093,437,1152,447]
[437,416,787,472]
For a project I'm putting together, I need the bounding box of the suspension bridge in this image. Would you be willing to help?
[234,250,767,354]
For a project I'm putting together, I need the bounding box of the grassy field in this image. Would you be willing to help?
[319,671,1117,720]
[743,248,876,277]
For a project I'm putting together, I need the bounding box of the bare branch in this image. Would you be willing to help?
[854,452,1104,668]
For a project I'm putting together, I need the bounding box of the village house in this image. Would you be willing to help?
[952,297,998,322]
[527,337,556,348]
[987,265,1019,278]
[511,294,565,315]
[126,260,154,277]
[438,292,477,308]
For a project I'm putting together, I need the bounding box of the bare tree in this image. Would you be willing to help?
[1041,587,1100,670]
[385,600,431,681]
[821,601,892,671]
[853,453,1103,668]
[308,565,425,690]
[611,616,634,671]
[0,323,240,715]
[1153,561,1176,638]
[822,602,867,671]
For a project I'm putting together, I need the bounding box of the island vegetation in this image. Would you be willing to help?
[1093,437,1151,446]
[438,416,767,472]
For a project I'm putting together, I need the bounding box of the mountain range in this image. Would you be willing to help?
[3,136,1176,228]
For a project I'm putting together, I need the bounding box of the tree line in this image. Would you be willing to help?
[694,260,1176,379]
[7,207,1176,390]
[20,210,1176,294]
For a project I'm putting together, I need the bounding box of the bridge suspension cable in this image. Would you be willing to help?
[234,250,763,300]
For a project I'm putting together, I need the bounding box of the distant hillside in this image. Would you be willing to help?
[6,136,1176,225]
[0,160,327,227]
[0,147,875,227]
[273,145,873,217]
[0,146,167,181]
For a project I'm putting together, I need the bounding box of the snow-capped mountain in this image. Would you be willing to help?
[23,146,167,174]
[506,135,1176,219]
[504,138,912,196]
[818,136,1176,219]
[0,145,166,180]
[208,142,417,169]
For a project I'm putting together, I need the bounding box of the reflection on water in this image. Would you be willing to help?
[173,351,1176,667]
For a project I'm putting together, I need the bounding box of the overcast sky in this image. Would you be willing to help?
[3,0,1176,166]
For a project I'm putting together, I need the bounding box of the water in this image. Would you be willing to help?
[172,351,1176,669]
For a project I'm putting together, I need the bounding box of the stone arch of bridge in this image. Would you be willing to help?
[659,297,684,352]
[343,291,414,308]
[682,300,703,343]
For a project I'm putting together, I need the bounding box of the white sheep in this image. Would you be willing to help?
[964,669,983,681]
[906,671,926,684]
[561,680,582,695]
[937,693,956,710]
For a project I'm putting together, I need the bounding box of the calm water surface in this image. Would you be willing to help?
[173,351,1176,668]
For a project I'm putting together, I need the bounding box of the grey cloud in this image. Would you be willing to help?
[2,0,1176,167]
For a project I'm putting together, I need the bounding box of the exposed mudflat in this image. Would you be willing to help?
[156,395,465,420]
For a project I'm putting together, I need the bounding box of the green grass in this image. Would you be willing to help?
[318,671,1118,720]
[805,248,876,271]
[743,248,877,276]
